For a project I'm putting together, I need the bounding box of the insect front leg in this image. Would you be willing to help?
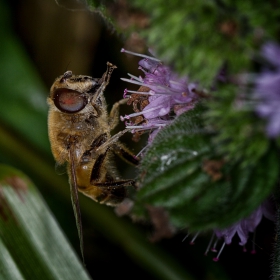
[109,98,129,129]
[93,98,134,153]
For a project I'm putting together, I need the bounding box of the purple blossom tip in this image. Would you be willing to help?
[254,42,280,137]
[121,48,200,145]
[123,89,128,98]
[213,257,219,262]
[120,48,125,53]
[251,250,257,255]
[213,198,275,258]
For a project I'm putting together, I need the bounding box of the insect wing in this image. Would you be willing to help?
[69,145,84,262]
[55,161,67,175]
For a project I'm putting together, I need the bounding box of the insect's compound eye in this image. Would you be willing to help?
[53,88,88,113]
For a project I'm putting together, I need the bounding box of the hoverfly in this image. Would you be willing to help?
[47,62,139,260]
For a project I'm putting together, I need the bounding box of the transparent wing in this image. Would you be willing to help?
[69,146,84,262]
[55,161,67,175]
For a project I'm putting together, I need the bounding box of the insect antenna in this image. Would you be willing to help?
[64,61,71,73]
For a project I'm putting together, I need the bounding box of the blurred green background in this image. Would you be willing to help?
[0,0,275,279]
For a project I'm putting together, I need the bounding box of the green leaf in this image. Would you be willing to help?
[135,107,279,230]
[0,165,91,280]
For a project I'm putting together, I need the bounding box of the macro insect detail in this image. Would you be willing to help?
[47,62,139,260]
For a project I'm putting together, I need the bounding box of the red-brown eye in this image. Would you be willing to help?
[53,88,88,113]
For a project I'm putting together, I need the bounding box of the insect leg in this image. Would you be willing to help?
[89,149,134,187]
[95,128,129,153]
[94,180,135,188]
[88,149,134,205]
[80,133,108,164]
[90,151,108,183]
[90,133,108,150]
[109,98,129,129]
[92,62,117,104]
[111,143,139,166]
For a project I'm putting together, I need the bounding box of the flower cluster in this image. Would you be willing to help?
[187,198,275,261]
[120,49,199,144]
[120,48,276,262]
[210,198,275,261]
[254,42,280,137]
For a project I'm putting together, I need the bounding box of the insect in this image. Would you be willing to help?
[47,62,139,260]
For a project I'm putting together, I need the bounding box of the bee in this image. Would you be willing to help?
[47,62,139,259]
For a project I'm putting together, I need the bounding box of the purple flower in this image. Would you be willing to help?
[211,199,275,261]
[254,42,280,137]
[261,42,280,68]
[120,49,199,144]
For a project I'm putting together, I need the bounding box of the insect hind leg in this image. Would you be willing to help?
[94,179,136,206]
[89,149,135,205]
